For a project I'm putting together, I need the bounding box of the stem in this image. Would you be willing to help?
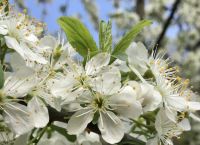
[0,46,7,65]
[153,0,181,55]
[27,125,48,145]
[131,119,154,131]
[136,0,145,19]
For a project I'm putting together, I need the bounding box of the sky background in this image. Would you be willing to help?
[9,0,177,44]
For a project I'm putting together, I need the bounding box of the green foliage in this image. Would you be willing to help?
[99,20,112,53]
[118,136,146,145]
[57,17,98,61]
[92,112,99,125]
[111,20,152,62]
[0,64,4,89]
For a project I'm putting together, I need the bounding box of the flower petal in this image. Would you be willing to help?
[3,75,37,98]
[91,66,121,95]
[28,97,49,128]
[85,53,110,75]
[126,42,148,75]
[140,83,162,112]
[98,111,124,144]
[3,103,34,137]
[5,36,25,58]
[0,24,8,35]
[110,86,143,119]
[188,102,200,111]
[67,109,94,135]
[166,96,186,111]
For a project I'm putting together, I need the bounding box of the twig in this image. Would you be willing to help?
[153,0,181,56]
[136,0,145,19]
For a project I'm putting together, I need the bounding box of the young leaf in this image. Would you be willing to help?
[0,64,4,89]
[99,20,112,53]
[57,17,98,60]
[111,20,152,62]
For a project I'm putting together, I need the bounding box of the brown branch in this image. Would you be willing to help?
[153,0,181,55]
[136,0,145,19]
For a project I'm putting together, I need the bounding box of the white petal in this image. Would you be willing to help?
[28,97,49,128]
[0,24,8,35]
[3,103,34,136]
[114,59,130,72]
[189,113,200,122]
[35,88,62,111]
[38,35,57,53]
[85,53,110,75]
[98,111,124,144]
[188,102,200,111]
[5,36,25,57]
[77,132,101,145]
[40,35,57,48]
[126,81,142,99]
[91,66,121,95]
[67,109,94,135]
[164,106,177,122]
[141,83,162,112]
[126,42,148,75]
[111,86,143,119]
[49,73,78,101]
[25,34,38,43]
[166,96,186,111]
[3,75,36,98]
[178,119,191,131]
[10,53,33,73]
[20,42,47,65]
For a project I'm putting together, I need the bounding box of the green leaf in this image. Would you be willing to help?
[111,52,128,61]
[57,16,98,61]
[92,112,99,125]
[0,64,4,89]
[111,20,152,62]
[118,135,146,145]
[99,20,112,53]
[51,124,76,142]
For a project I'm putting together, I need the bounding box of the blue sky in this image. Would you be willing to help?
[10,0,116,43]
[10,0,177,44]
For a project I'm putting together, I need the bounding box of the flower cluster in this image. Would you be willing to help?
[0,2,199,145]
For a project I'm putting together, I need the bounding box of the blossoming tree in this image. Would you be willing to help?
[0,0,200,145]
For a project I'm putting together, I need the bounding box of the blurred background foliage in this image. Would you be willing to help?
[11,0,200,144]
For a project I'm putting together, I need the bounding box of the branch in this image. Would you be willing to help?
[136,0,145,19]
[154,0,181,52]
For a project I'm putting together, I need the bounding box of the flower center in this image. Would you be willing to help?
[76,75,89,88]
[92,93,107,110]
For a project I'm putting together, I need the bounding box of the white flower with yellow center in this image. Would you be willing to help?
[0,64,49,136]
[0,73,36,136]
[49,52,111,104]
[126,42,191,120]
[67,66,142,144]
[147,109,191,145]
[0,8,47,67]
